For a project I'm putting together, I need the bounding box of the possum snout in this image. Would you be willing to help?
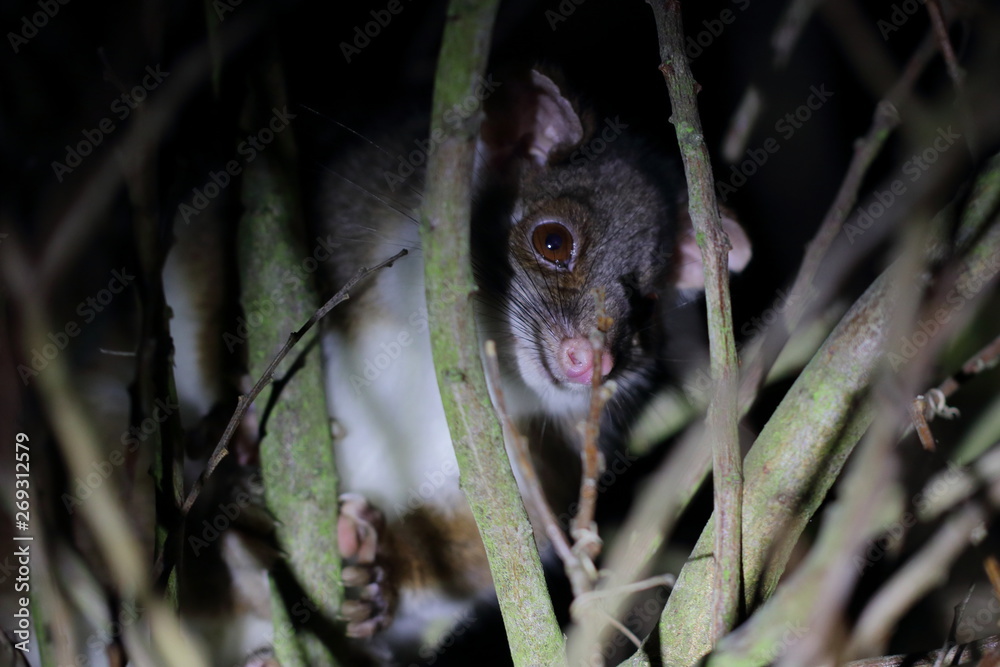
[557,336,614,385]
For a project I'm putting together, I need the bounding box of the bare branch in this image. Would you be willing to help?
[648,0,744,642]
[179,248,406,517]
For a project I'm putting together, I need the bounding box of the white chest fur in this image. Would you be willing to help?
[323,253,464,521]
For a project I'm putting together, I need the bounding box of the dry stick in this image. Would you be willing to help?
[565,423,713,664]
[926,0,964,88]
[845,634,1000,666]
[649,0,744,642]
[903,324,1000,452]
[911,396,940,452]
[800,218,967,665]
[721,87,762,165]
[772,0,825,68]
[847,503,988,657]
[821,0,900,97]
[1,240,206,667]
[640,18,938,611]
[739,34,939,405]
[482,342,592,598]
[179,249,407,517]
[723,0,823,161]
[711,193,999,663]
[984,556,1000,601]
[754,213,1000,664]
[583,26,934,664]
[926,0,980,158]
[935,334,1000,399]
[571,287,613,562]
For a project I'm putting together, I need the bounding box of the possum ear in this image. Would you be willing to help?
[674,201,752,290]
[480,69,586,170]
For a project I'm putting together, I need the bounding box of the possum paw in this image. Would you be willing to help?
[337,493,397,638]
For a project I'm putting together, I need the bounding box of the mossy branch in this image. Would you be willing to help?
[648,0,744,642]
[237,70,342,667]
[420,1,564,664]
[662,154,1000,665]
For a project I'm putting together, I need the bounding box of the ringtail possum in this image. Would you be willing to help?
[319,69,751,662]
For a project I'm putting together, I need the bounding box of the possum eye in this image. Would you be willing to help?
[531,222,575,268]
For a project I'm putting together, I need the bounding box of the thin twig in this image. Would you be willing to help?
[985,556,1000,601]
[572,574,676,608]
[911,394,938,451]
[721,86,762,165]
[936,334,1000,400]
[1,239,206,667]
[845,634,1000,666]
[926,0,964,91]
[565,419,711,664]
[482,341,594,597]
[902,324,1000,452]
[179,248,406,517]
[739,34,939,406]
[847,503,987,657]
[256,333,320,441]
[571,288,613,561]
[649,0,744,643]
[771,0,825,68]
[925,0,979,158]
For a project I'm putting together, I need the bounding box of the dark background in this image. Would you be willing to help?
[3,0,1000,664]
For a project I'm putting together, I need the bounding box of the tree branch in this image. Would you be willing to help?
[419,1,564,664]
[648,0,744,642]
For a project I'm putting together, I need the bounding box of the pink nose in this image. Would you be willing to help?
[558,337,614,384]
